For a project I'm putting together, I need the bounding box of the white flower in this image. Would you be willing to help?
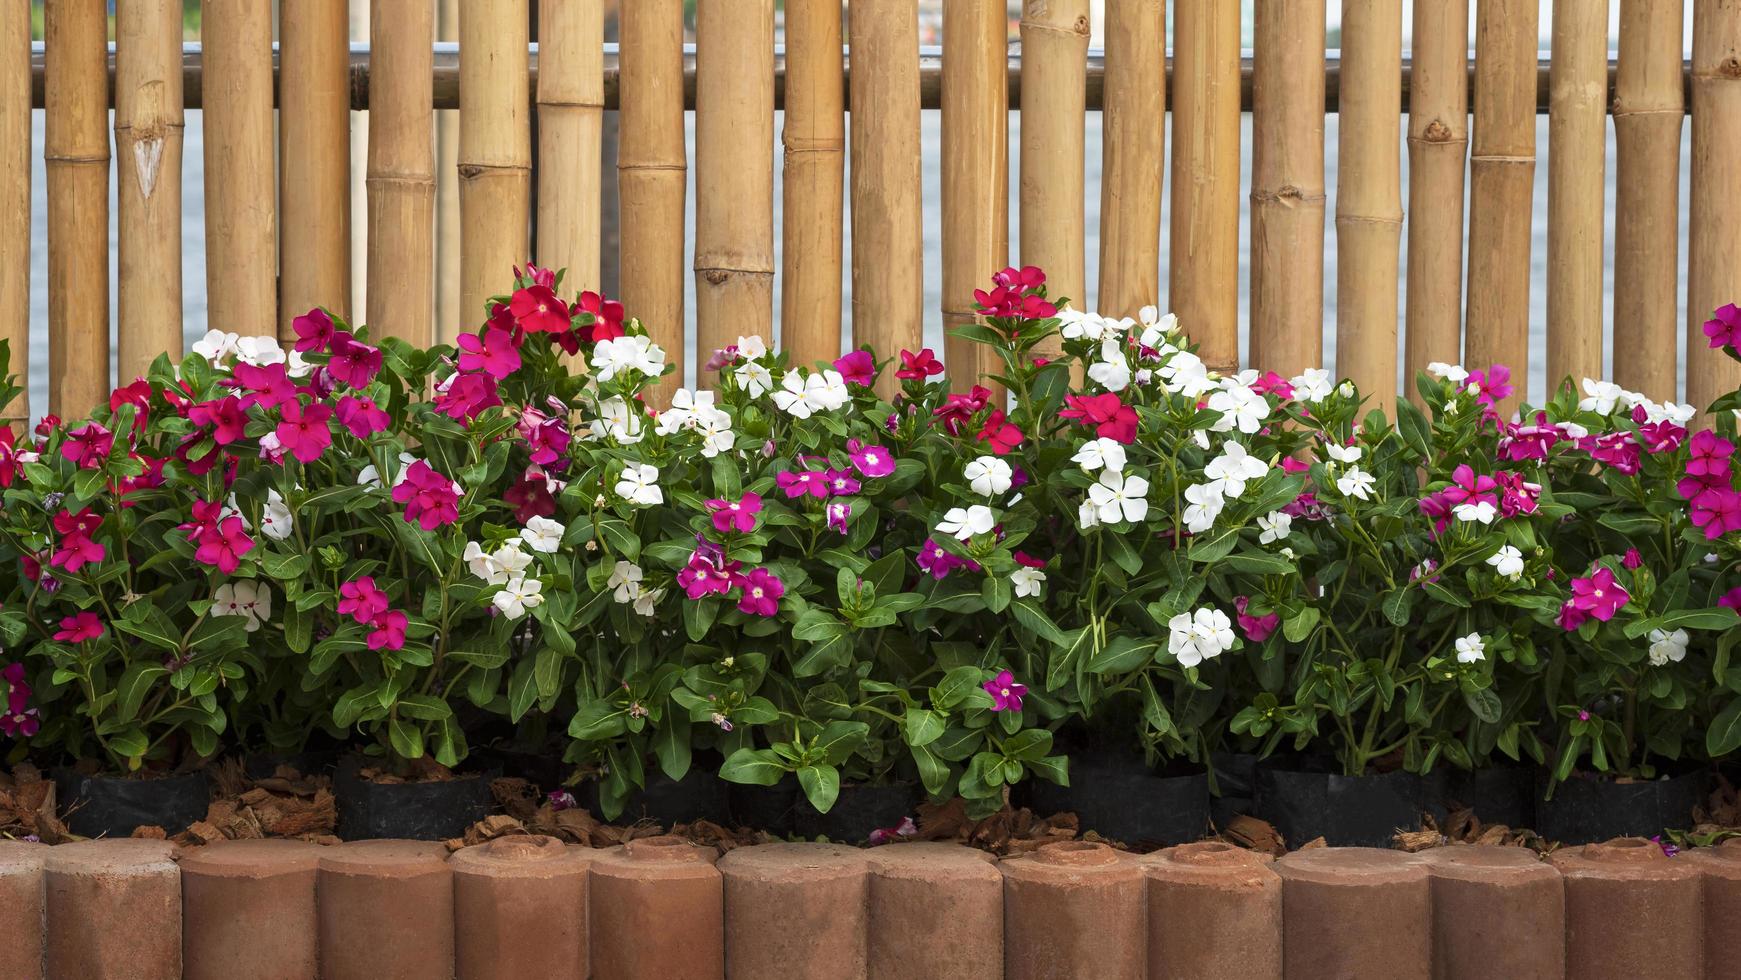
[589,395,645,445]
[608,561,644,604]
[1137,307,1179,348]
[937,505,997,541]
[771,372,814,418]
[1427,362,1469,384]
[493,577,544,619]
[633,586,664,617]
[734,361,774,398]
[1204,442,1269,499]
[260,489,294,542]
[1324,442,1363,466]
[1453,500,1497,525]
[1487,545,1525,579]
[614,463,664,506]
[1168,607,1236,668]
[1077,499,1102,530]
[1578,379,1626,415]
[192,329,241,364]
[1011,566,1047,598]
[735,335,769,360]
[590,335,666,382]
[1072,438,1128,474]
[1454,633,1486,664]
[1087,355,1132,393]
[1207,383,1270,434]
[1336,466,1375,501]
[1647,628,1689,667]
[493,542,532,579]
[964,456,1014,497]
[357,451,419,490]
[693,406,736,457]
[654,389,717,434]
[1290,368,1333,403]
[1159,352,1216,399]
[212,580,271,633]
[234,335,287,369]
[1087,470,1150,524]
[808,370,852,411]
[1257,510,1293,545]
[465,541,506,584]
[1058,307,1118,342]
[520,516,564,554]
[1183,482,1226,533]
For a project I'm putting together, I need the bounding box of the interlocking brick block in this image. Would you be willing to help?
[719,842,869,979]
[1551,837,1703,980]
[44,839,180,979]
[317,840,454,980]
[451,834,594,980]
[179,839,321,980]
[1001,841,1146,980]
[865,842,1002,980]
[589,835,724,980]
[1422,845,1564,980]
[1275,847,1430,980]
[1141,841,1281,980]
[0,841,46,980]
[1684,839,1741,980]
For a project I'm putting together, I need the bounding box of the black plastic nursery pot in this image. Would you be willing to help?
[728,778,800,836]
[53,767,211,838]
[333,757,498,841]
[1025,752,1212,847]
[1208,751,1259,829]
[590,766,733,828]
[793,782,920,843]
[242,748,339,782]
[1533,768,1707,845]
[1252,761,1426,848]
[1444,764,1538,830]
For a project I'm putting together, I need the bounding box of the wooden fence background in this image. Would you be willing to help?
[5,0,1741,426]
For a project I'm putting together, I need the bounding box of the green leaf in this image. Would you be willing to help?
[792,633,856,677]
[719,748,787,786]
[1187,526,1240,563]
[596,518,640,561]
[1085,634,1159,674]
[114,663,169,724]
[911,742,949,796]
[653,717,693,781]
[568,701,628,741]
[1709,699,1741,756]
[903,708,946,747]
[259,552,311,580]
[395,694,452,721]
[931,666,987,711]
[533,646,564,699]
[1660,607,1741,632]
[813,720,869,766]
[1009,598,1069,647]
[999,728,1053,761]
[797,764,840,813]
[114,606,182,653]
[1463,687,1502,725]
[1381,588,1414,627]
[506,658,539,722]
[1282,605,1321,643]
[388,718,425,759]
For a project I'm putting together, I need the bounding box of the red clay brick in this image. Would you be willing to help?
[1275,847,1430,980]
[1551,837,1703,980]
[44,838,181,979]
[318,839,454,980]
[1001,840,1146,980]
[718,842,869,979]
[1421,845,1564,980]
[179,839,321,980]
[1141,841,1281,980]
[589,835,724,980]
[1684,839,1741,980]
[0,841,46,980]
[865,842,1002,980]
[451,834,594,980]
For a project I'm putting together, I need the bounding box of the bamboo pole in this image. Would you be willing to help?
[459,0,532,326]
[1465,0,1538,409]
[1170,0,1241,374]
[349,2,369,322]
[941,0,1009,393]
[115,0,184,383]
[280,0,351,337]
[1019,0,1088,360]
[1688,0,1741,412]
[436,0,461,342]
[695,0,776,367]
[202,0,277,341]
[1249,0,1324,377]
[1334,1,1402,412]
[1098,0,1165,323]
[0,3,27,424]
[1405,0,1469,403]
[617,0,685,399]
[44,0,109,418]
[538,0,604,293]
[781,0,845,370]
[1612,0,1684,400]
[366,0,435,347]
[1547,0,1610,393]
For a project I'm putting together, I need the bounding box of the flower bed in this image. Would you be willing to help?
[2,267,1740,845]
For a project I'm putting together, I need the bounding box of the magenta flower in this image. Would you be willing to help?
[1568,566,1630,622]
[193,516,255,574]
[338,576,390,624]
[825,469,862,496]
[53,612,105,644]
[1703,303,1741,350]
[1251,371,1295,400]
[677,548,741,600]
[328,333,383,389]
[365,609,409,651]
[50,507,106,572]
[457,325,523,380]
[292,308,336,353]
[391,461,462,530]
[1691,487,1741,539]
[189,396,248,445]
[509,284,571,334]
[60,422,113,469]
[982,670,1027,712]
[847,440,896,479]
[275,399,334,463]
[1580,431,1642,476]
[1722,587,1741,613]
[516,410,571,467]
[1494,471,1540,518]
[825,501,851,535]
[1498,413,1561,462]
[736,568,785,617]
[867,816,918,845]
[933,386,991,435]
[706,492,763,534]
[1687,431,1735,481]
[1443,464,1499,509]
[1234,596,1280,643]
[0,705,39,738]
[1467,365,1514,407]
[432,371,503,423]
[833,350,876,387]
[1557,601,1590,632]
[335,395,390,439]
[896,348,945,381]
[1622,548,1643,570]
[978,410,1026,455]
[776,468,831,500]
[230,362,300,411]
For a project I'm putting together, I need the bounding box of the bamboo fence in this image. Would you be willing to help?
[781,0,845,372]
[459,0,531,331]
[1249,0,1325,378]
[350,2,370,322]
[280,0,350,338]
[1546,0,1610,393]
[367,0,435,347]
[1689,0,1741,412]
[537,0,605,294]
[43,0,109,419]
[849,0,924,396]
[202,0,276,343]
[0,4,27,425]
[1404,0,1469,402]
[617,0,685,401]
[1097,0,1165,323]
[941,0,1008,396]
[1612,0,1684,399]
[1170,0,1241,374]
[1019,0,1089,353]
[436,0,461,343]
[114,0,184,384]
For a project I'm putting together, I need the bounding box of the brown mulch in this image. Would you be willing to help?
[168,757,340,847]
[0,764,72,843]
[443,777,778,852]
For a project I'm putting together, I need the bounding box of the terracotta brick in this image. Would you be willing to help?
[179,839,321,980]
[0,841,46,980]
[318,840,454,980]
[44,839,181,979]
[865,842,1002,980]
[451,835,594,980]
[1001,841,1146,980]
[1275,847,1430,980]
[589,835,723,980]
[1141,841,1281,980]
[1684,839,1741,980]
[1551,838,1703,980]
[1422,845,1564,980]
[719,842,869,979]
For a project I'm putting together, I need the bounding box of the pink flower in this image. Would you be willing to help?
[1250,371,1294,400]
[706,492,762,534]
[1280,456,1311,475]
[1623,548,1643,570]
[509,285,571,334]
[365,609,409,651]
[188,396,248,445]
[1557,601,1590,632]
[0,426,22,488]
[1720,586,1741,613]
[457,325,523,379]
[833,350,876,387]
[867,816,918,845]
[825,469,862,496]
[230,362,299,411]
[1687,431,1735,481]
[60,422,113,469]
[516,408,571,467]
[1703,303,1741,350]
[433,372,502,423]
[327,333,383,389]
[1060,393,1138,445]
[933,386,991,435]
[50,508,106,572]
[825,501,851,535]
[1581,431,1642,475]
[516,263,558,291]
[391,461,462,530]
[338,576,391,623]
[1234,596,1280,643]
[847,440,896,479]
[109,379,152,434]
[736,568,785,616]
[1494,471,1541,518]
[1568,566,1630,622]
[994,266,1047,291]
[1443,464,1499,509]
[915,538,977,580]
[1691,487,1741,539]
[193,515,255,574]
[896,348,944,381]
[978,410,1025,455]
[53,612,105,644]
[1498,413,1561,462]
[292,308,336,353]
[1467,365,1514,407]
[275,399,334,463]
[982,670,1027,712]
[335,396,390,439]
[678,547,741,600]
[776,469,831,500]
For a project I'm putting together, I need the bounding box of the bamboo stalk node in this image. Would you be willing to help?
[1018,16,1091,37]
[1421,119,1456,142]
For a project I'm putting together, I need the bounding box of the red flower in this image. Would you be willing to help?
[504,471,557,523]
[456,325,523,380]
[193,515,255,574]
[366,609,409,651]
[933,386,992,436]
[509,285,571,334]
[188,396,248,445]
[0,426,23,487]
[993,266,1046,291]
[338,576,391,623]
[895,348,945,380]
[60,422,113,469]
[516,264,558,291]
[575,290,625,341]
[977,410,1025,455]
[432,372,503,423]
[109,379,153,434]
[292,307,336,353]
[51,508,106,572]
[275,399,334,463]
[53,612,105,644]
[1060,393,1138,445]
